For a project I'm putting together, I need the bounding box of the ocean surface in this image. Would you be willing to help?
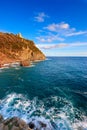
[0,57,87,130]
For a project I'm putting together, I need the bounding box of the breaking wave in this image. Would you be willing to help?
[0,93,87,130]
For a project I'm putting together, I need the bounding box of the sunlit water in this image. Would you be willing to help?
[0,57,87,130]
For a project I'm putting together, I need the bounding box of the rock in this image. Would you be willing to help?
[0,64,2,68]
[38,121,47,128]
[77,126,84,130]
[0,32,46,65]
[0,115,3,122]
[28,122,35,129]
[3,118,13,125]
[0,123,4,130]
[20,60,30,66]
[0,115,32,130]
[11,126,20,130]
[18,118,28,129]
[3,125,8,130]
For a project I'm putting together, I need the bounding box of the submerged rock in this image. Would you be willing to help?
[28,122,35,129]
[38,121,47,128]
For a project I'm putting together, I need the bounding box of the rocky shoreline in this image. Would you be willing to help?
[0,32,46,69]
[0,115,32,130]
[0,59,45,69]
[0,60,31,68]
[0,115,48,130]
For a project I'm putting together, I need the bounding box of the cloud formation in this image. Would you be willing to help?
[36,34,64,43]
[36,22,87,45]
[45,22,70,31]
[34,12,48,22]
[37,42,87,49]
[45,22,87,37]
[65,31,87,36]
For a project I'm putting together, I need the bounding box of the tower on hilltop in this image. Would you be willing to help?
[17,33,23,38]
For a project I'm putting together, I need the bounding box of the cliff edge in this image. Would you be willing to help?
[0,32,45,66]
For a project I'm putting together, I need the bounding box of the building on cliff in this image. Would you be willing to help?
[17,33,23,38]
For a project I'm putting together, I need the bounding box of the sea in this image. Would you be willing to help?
[0,57,87,130]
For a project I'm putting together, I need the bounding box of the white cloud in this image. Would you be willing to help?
[37,42,87,49]
[37,43,68,49]
[46,52,87,57]
[65,31,87,36]
[45,22,70,31]
[34,12,48,22]
[45,22,87,37]
[36,34,64,43]
[60,23,69,29]
[36,22,87,44]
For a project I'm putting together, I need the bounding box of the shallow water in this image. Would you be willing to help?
[0,57,87,130]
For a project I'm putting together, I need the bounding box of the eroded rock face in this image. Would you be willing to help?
[20,60,30,67]
[0,115,32,130]
[0,32,46,66]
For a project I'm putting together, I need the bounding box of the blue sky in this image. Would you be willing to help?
[0,0,87,56]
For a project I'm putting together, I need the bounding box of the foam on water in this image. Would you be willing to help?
[26,64,35,68]
[0,93,87,130]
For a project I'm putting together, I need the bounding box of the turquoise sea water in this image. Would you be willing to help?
[0,57,87,130]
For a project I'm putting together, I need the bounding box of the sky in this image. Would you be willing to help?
[0,0,87,56]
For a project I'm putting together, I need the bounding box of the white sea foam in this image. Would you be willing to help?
[27,64,35,68]
[0,93,87,130]
[72,116,87,130]
[14,67,20,70]
[45,58,51,61]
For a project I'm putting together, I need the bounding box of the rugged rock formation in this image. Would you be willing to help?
[0,115,32,130]
[0,115,48,130]
[20,60,30,67]
[0,32,45,66]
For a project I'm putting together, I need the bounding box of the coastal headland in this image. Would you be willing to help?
[0,32,45,68]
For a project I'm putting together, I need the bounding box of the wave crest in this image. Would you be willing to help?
[0,93,87,130]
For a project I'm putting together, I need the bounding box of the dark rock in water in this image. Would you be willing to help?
[0,115,3,122]
[38,121,47,128]
[28,122,35,129]
[51,121,58,130]
[20,60,30,66]
[78,127,84,130]
[3,118,13,125]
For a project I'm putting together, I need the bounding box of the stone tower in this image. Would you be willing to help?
[17,33,23,38]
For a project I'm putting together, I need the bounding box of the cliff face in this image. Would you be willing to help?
[0,32,45,65]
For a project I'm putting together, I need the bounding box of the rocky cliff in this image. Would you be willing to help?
[0,32,45,66]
